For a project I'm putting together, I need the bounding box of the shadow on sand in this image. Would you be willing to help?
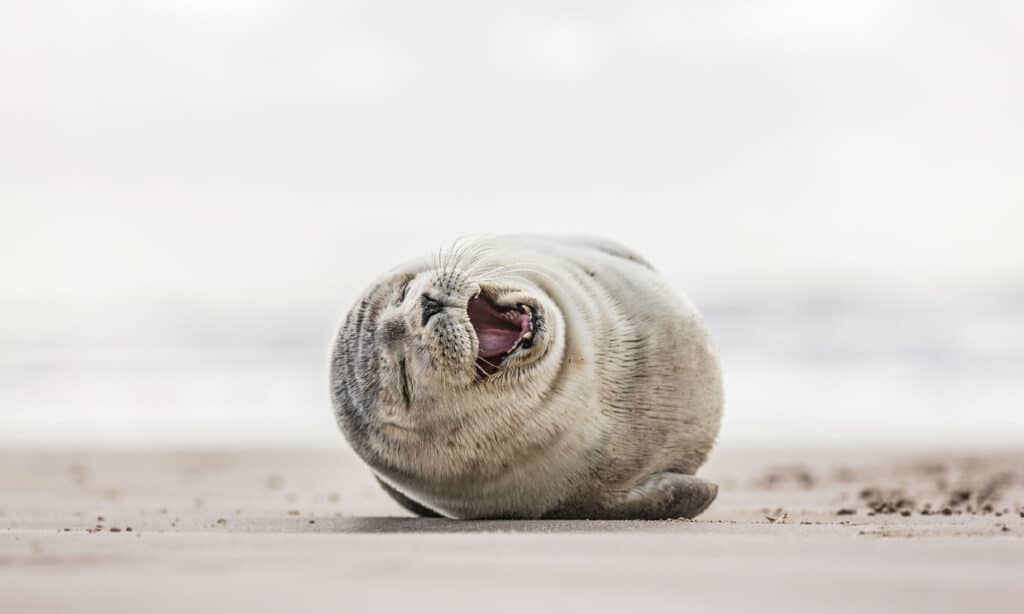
[315,516,697,534]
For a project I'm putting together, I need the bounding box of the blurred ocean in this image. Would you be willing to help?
[3,282,1022,449]
[2,2,1022,449]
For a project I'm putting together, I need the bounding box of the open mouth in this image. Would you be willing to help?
[467,294,535,377]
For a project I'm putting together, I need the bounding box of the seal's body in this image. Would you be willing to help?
[330,236,723,519]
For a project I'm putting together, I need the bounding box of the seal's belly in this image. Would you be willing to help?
[378,427,601,519]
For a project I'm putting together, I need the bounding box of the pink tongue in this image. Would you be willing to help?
[477,327,523,359]
[467,296,532,363]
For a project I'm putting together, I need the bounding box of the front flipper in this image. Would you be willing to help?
[375,477,444,518]
[603,472,718,520]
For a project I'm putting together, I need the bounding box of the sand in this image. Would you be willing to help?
[1,444,1022,613]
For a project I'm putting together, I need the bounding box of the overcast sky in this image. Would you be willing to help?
[3,1,1022,315]
[2,2,1023,448]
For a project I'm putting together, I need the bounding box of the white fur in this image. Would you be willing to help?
[331,235,723,519]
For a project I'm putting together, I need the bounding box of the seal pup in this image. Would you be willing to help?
[330,235,723,519]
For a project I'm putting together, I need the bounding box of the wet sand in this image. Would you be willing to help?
[1,445,1022,613]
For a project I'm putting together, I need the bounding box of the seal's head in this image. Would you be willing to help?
[330,248,561,455]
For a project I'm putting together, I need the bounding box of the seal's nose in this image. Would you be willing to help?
[420,294,445,325]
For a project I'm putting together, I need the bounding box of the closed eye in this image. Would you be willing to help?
[396,279,411,305]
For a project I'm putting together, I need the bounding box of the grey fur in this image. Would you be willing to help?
[330,236,723,519]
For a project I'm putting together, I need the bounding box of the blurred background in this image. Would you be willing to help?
[2,1,1022,450]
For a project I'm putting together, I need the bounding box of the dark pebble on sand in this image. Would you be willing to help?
[948,489,972,506]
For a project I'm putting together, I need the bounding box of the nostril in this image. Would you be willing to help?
[420,294,444,325]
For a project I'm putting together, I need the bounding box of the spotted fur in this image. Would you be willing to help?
[330,236,723,519]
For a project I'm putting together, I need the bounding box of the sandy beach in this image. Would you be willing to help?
[1,444,1021,613]
[5,1,1023,612]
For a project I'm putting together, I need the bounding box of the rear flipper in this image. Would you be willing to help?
[602,472,718,520]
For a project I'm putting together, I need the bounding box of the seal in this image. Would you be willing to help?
[329,235,723,519]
